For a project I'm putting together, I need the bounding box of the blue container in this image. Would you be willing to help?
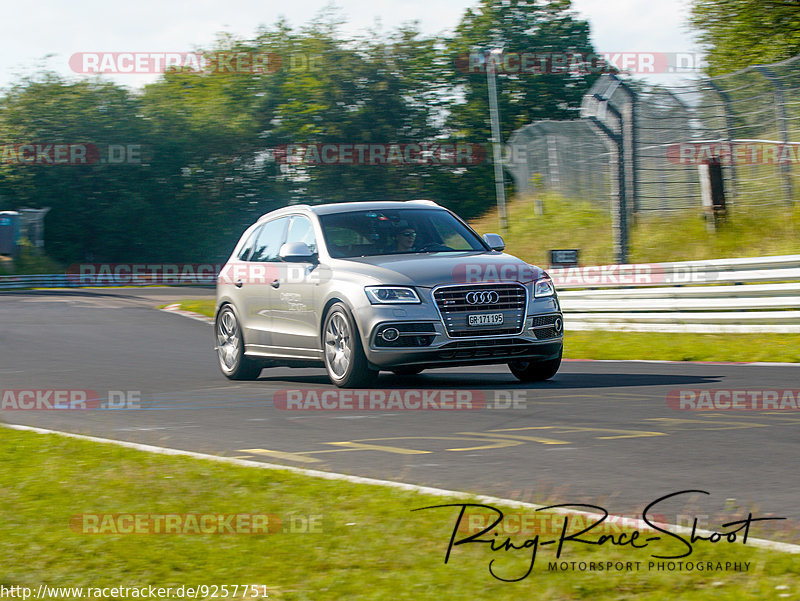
[0,211,21,254]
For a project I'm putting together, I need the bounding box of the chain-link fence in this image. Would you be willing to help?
[507,55,800,260]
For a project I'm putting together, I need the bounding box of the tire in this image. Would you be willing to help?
[391,366,425,376]
[323,303,378,388]
[508,351,562,382]
[215,305,263,380]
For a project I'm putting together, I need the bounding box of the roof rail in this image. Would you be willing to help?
[257,204,312,220]
[405,199,440,206]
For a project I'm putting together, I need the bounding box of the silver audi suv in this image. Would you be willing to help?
[215,200,563,387]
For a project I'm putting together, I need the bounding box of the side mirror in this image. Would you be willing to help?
[482,233,505,251]
[279,242,318,263]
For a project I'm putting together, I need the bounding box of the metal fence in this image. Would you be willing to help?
[507,55,800,261]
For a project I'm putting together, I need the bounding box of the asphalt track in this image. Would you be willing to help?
[2,288,799,534]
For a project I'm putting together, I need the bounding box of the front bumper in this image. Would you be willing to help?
[359,305,563,369]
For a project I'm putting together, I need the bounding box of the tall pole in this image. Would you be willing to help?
[486,49,508,234]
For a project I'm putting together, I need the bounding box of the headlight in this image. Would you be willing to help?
[533,278,555,297]
[365,286,421,304]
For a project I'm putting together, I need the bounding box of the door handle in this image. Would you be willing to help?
[271,279,280,289]
[234,280,243,288]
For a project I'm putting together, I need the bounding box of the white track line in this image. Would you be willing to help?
[4,422,800,555]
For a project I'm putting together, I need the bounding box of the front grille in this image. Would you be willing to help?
[531,315,558,328]
[376,335,435,348]
[530,314,562,340]
[434,283,526,337]
[535,327,558,340]
[437,338,539,360]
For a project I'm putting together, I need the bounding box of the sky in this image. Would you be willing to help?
[0,0,704,91]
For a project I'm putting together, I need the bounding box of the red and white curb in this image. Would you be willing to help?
[160,303,214,325]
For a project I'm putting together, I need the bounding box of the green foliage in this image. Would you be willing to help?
[690,0,800,75]
[440,0,599,218]
[0,4,600,264]
[0,238,63,274]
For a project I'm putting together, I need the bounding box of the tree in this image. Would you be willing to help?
[440,0,599,218]
[690,0,800,75]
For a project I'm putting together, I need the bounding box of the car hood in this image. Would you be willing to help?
[329,252,545,287]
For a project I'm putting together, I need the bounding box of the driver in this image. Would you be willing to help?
[392,222,417,253]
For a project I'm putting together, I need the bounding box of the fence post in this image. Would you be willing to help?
[754,66,794,204]
[613,78,638,224]
[587,98,628,264]
[707,79,738,204]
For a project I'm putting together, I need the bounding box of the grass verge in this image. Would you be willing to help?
[162,301,800,363]
[1,427,799,600]
[563,331,800,363]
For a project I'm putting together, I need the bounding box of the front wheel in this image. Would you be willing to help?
[216,305,263,380]
[323,303,378,388]
[508,351,561,382]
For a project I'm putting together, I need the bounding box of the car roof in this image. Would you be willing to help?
[257,200,444,222]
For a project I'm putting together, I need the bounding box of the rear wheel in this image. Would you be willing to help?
[323,303,378,388]
[216,305,263,380]
[508,351,561,382]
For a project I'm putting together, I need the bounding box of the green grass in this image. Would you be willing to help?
[563,331,800,363]
[1,427,798,600]
[165,300,800,363]
[468,194,800,266]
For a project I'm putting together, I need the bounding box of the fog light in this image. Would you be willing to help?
[554,317,563,334]
[380,327,400,341]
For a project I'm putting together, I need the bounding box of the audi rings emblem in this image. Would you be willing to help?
[465,290,500,304]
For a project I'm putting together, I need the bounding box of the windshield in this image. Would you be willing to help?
[318,208,488,258]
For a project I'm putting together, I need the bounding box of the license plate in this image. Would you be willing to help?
[468,313,504,327]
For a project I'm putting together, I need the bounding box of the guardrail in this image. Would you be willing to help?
[0,274,214,289]
[3,255,799,333]
[553,254,800,333]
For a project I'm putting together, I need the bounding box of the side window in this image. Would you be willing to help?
[237,226,262,261]
[250,217,288,262]
[285,215,317,254]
